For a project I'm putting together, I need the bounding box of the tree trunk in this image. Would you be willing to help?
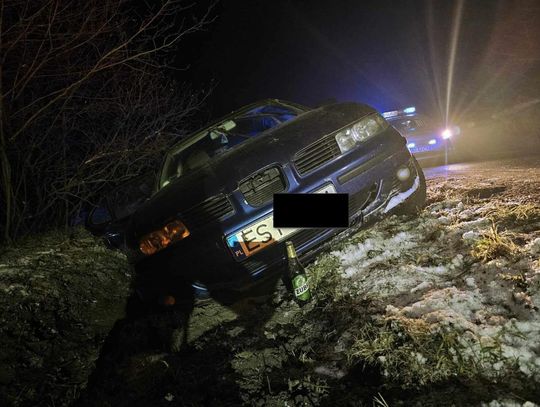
[0,64,14,242]
[0,132,14,242]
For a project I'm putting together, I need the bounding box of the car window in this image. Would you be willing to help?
[160,103,301,188]
[233,115,280,136]
[390,118,424,133]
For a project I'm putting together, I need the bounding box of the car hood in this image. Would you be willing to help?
[130,102,376,235]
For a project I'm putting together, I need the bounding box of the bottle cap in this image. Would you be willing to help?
[285,241,297,258]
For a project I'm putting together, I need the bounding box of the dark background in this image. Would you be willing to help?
[176,0,540,122]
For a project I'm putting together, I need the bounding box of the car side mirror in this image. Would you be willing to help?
[85,200,114,235]
[84,171,156,236]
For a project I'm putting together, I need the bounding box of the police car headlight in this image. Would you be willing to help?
[442,128,452,139]
[335,114,388,154]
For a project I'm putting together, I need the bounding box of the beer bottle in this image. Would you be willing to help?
[285,241,311,304]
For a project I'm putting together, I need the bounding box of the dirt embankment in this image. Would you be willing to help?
[0,230,131,407]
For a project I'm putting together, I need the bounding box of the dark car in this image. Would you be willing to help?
[87,99,426,305]
[383,106,460,161]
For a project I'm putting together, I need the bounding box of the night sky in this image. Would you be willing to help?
[178,0,540,121]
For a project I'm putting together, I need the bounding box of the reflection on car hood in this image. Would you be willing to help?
[130,102,376,235]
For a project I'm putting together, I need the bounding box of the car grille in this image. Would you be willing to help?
[293,134,341,175]
[239,166,286,207]
[182,194,234,229]
[241,228,328,273]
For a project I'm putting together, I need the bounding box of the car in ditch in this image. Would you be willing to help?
[383,106,460,161]
[86,99,426,305]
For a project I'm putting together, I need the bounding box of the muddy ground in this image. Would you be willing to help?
[1,156,540,406]
[0,230,131,406]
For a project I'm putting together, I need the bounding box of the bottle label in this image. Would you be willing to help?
[292,275,310,301]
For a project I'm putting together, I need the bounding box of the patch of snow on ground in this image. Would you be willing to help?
[462,230,481,241]
[410,281,432,293]
[528,237,540,255]
[331,193,540,383]
[393,281,540,380]
[331,225,452,296]
[332,231,416,273]
[483,400,539,407]
[399,287,484,328]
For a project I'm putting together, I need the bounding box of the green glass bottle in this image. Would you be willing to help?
[285,241,311,304]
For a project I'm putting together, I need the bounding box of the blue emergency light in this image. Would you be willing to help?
[403,106,416,114]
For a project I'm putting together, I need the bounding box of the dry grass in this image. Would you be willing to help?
[307,254,343,303]
[484,204,540,231]
[471,224,520,262]
[490,203,540,221]
[497,272,528,291]
[426,183,460,205]
[346,315,476,388]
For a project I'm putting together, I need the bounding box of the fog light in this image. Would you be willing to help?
[396,166,411,181]
[428,139,437,145]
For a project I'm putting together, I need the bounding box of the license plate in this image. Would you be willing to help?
[226,183,336,260]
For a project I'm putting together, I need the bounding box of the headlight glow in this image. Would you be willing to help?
[442,128,452,139]
[335,114,388,154]
[139,219,190,255]
[428,139,437,145]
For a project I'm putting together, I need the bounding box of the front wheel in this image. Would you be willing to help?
[396,157,427,215]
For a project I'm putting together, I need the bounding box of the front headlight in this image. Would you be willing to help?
[335,114,388,153]
[139,219,190,255]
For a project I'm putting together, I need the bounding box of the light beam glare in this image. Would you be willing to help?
[445,0,465,127]
[425,0,445,121]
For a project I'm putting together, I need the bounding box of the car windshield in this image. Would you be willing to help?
[159,102,304,188]
[390,117,425,133]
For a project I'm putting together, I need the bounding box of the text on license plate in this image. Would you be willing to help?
[412,145,436,153]
[226,184,336,260]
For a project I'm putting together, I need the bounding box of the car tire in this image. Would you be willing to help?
[396,157,426,215]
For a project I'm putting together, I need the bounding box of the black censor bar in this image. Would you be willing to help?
[273,193,349,228]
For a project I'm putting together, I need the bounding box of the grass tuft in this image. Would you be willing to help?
[471,224,519,262]
[307,254,343,303]
[347,315,474,388]
[373,392,390,407]
[484,204,540,234]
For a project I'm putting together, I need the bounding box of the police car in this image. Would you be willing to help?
[383,107,460,161]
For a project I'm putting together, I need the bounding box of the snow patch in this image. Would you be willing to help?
[528,237,540,255]
[410,281,432,293]
[462,230,480,241]
[465,277,476,288]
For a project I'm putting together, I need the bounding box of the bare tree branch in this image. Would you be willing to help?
[0,0,216,240]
